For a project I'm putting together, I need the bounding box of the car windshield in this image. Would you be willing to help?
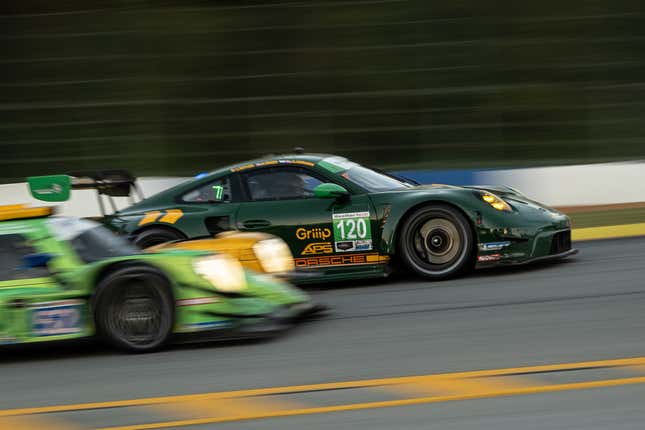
[47,217,140,263]
[318,157,412,192]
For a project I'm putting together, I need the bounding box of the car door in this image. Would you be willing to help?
[235,166,379,270]
[173,174,241,237]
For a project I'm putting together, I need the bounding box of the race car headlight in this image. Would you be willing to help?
[253,238,295,274]
[192,255,247,293]
[480,192,512,212]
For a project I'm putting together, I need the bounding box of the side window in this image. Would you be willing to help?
[0,234,49,281]
[182,177,232,203]
[243,167,325,201]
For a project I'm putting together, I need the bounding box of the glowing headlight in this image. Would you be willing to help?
[253,238,295,274]
[480,192,512,212]
[192,254,247,293]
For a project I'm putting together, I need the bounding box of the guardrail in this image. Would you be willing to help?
[394,160,645,207]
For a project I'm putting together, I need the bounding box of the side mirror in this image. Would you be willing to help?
[22,253,54,269]
[314,183,350,200]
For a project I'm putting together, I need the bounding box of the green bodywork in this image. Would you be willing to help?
[0,216,311,346]
[42,154,574,283]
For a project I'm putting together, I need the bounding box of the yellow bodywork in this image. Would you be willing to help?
[0,204,54,222]
[146,231,294,274]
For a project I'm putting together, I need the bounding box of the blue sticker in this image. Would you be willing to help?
[478,241,511,251]
[31,301,83,337]
[184,321,232,332]
[355,240,373,251]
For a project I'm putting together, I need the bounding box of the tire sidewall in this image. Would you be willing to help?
[134,228,184,248]
[93,265,174,352]
[398,204,474,280]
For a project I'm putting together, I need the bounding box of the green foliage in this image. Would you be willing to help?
[2,0,645,181]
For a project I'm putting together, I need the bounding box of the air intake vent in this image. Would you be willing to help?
[550,231,571,255]
[204,216,230,235]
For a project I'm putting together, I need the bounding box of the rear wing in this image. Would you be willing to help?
[27,170,144,216]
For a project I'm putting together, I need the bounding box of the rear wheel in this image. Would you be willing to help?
[398,204,474,280]
[134,227,185,248]
[94,266,174,352]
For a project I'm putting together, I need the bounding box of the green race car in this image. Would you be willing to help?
[29,153,577,283]
[0,205,319,352]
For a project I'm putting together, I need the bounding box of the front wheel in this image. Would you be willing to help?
[398,204,474,280]
[93,266,174,352]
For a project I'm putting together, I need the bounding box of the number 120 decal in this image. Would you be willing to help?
[336,218,368,239]
[332,211,373,252]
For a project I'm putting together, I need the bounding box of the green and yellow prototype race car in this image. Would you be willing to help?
[0,204,320,352]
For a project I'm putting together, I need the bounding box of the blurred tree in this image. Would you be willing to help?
[1,0,644,181]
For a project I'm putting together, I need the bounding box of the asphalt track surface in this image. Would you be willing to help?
[1,238,645,429]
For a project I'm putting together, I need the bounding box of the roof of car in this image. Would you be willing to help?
[214,153,337,175]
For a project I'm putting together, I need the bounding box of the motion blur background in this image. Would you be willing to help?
[2,0,645,182]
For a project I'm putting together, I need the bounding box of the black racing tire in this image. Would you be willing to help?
[398,204,475,280]
[133,227,185,248]
[93,265,174,353]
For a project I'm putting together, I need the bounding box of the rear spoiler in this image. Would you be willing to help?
[27,170,144,215]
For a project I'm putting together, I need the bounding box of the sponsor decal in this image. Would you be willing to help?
[332,213,371,240]
[295,253,386,268]
[335,241,355,252]
[254,160,279,168]
[334,239,374,253]
[332,211,370,220]
[478,241,511,251]
[231,159,315,172]
[231,164,256,172]
[159,209,184,224]
[301,242,334,255]
[333,210,372,252]
[278,159,315,167]
[138,209,184,226]
[34,183,63,195]
[31,300,83,337]
[184,321,233,332]
[177,297,220,306]
[477,254,502,262]
[296,227,332,241]
[355,239,373,251]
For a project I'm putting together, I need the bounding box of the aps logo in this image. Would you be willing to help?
[301,242,334,255]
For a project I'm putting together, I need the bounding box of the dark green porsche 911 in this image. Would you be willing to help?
[31,154,577,282]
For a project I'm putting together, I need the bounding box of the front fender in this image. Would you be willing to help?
[370,189,483,255]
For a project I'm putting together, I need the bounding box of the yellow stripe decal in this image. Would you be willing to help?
[137,211,162,226]
[159,209,184,224]
[0,207,53,222]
